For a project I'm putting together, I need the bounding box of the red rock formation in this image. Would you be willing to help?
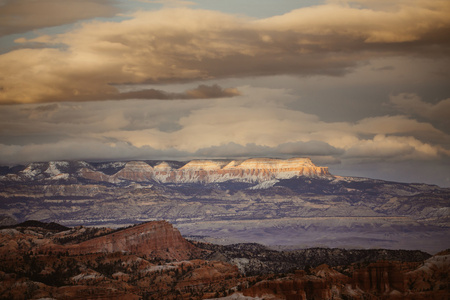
[176,260,240,291]
[243,275,341,300]
[115,161,155,182]
[352,261,405,294]
[78,167,114,183]
[1,224,449,300]
[46,221,205,261]
[404,252,450,298]
[242,262,416,300]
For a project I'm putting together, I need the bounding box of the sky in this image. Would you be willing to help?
[0,0,450,187]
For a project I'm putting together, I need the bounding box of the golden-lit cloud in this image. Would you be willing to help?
[1,1,449,104]
[343,134,448,160]
[61,87,446,162]
[136,0,196,6]
[0,0,119,36]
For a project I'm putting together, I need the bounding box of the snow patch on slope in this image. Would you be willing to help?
[44,161,70,180]
[249,180,279,190]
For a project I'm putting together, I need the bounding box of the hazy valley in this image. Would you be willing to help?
[1,158,449,253]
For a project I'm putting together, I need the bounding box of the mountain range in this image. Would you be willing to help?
[1,157,449,253]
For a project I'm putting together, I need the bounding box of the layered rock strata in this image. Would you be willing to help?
[80,157,331,184]
[45,221,204,260]
[0,158,330,184]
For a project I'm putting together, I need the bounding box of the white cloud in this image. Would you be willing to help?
[344,134,447,160]
[77,87,449,161]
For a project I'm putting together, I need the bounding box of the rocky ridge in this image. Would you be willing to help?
[0,220,205,261]
[0,157,330,184]
[196,242,431,276]
[62,221,204,260]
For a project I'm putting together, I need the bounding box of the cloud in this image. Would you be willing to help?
[389,93,450,129]
[84,87,449,162]
[111,84,240,101]
[1,2,449,104]
[184,84,240,99]
[194,141,343,158]
[258,1,450,44]
[343,134,448,161]
[0,139,190,165]
[31,84,241,102]
[0,0,119,37]
[354,115,448,146]
[20,103,60,120]
[136,0,196,6]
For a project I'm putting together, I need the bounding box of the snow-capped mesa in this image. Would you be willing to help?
[153,157,330,183]
[0,161,72,181]
[44,161,70,180]
[0,157,331,184]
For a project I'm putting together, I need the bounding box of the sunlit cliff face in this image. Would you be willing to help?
[80,158,331,183]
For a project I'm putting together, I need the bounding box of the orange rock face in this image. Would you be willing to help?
[176,260,240,292]
[80,157,331,184]
[46,221,205,261]
[242,261,447,300]
[352,261,405,294]
[243,271,346,300]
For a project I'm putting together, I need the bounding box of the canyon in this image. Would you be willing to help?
[0,221,448,299]
[1,158,449,253]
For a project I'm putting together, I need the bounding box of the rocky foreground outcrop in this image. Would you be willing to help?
[1,220,205,261]
[67,221,201,260]
[0,221,448,299]
[62,221,204,260]
[243,257,450,300]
